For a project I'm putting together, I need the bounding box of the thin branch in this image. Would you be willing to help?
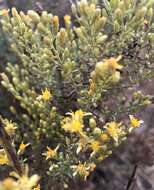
[125,164,138,190]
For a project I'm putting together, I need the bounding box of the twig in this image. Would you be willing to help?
[125,164,138,190]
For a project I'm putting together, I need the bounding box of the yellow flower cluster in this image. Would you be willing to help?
[60,109,141,180]
[90,140,101,152]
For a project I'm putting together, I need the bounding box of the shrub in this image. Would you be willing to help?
[0,0,154,189]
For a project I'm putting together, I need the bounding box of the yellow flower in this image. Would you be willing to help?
[129,115,143,128]
[100,133,110,142]
[9,167,39,189]
[90,140,101,152]
[88,82,96,96]
[95,55,122,76]
[0,156,9,165]
[0,149,9,165]
[64,15,71,23]
[1,178,17,190]
[67,109,90,122]
[71,162,90,180]
[105,122,122,142]
[34,184,40,190]
[62,119,86,137]
[43,145,59,160]
[71,120,83,132]
[18,142,30,155]
[62,109,91,136]
[4,120,17,136]
[105,55,123,71]
[41,88,52,101]
[52,16,59,26]
[19,174,39,189]
[1,9,9,17]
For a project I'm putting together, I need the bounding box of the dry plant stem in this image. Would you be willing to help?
[0,121,23,176]
[125,164,138,190]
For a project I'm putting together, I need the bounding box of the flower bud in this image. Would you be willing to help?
[95,8,101,18]
[143,100,151,106]
[93,127,102,135]
[148,33,154,41]
[95,61,108,76]
[37,23,45,32]
[96,34,107,44]
[12,7,19,17]
[1,81,9,88]
[20,23,27,33]
[115,8,123,23]
[10,106,17,115]
[22,81,29,91]
[95,17,107,33]
[100,133,109,141]
[64,15,71,28]
[20,11,26,20]
[89,118,96,128]
[78,0,87,15]
[10,43,18,52]
[41,11,52,24]
[1,73,9,83]
[52,16,59,34]
[118,2,125,13]
[132,91,142,100]
[111,71,121,83]
[59,28,67,45]
[71,3,77,15]
[13,77,20,86]
[74,27,83,38]
[28,10,40,23]
[135,7,147,20]
[113,20,120,32]
[90,71,96,80]
[43,36,51,46]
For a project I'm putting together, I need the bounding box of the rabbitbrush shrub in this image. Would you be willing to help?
[0,0,154,189]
